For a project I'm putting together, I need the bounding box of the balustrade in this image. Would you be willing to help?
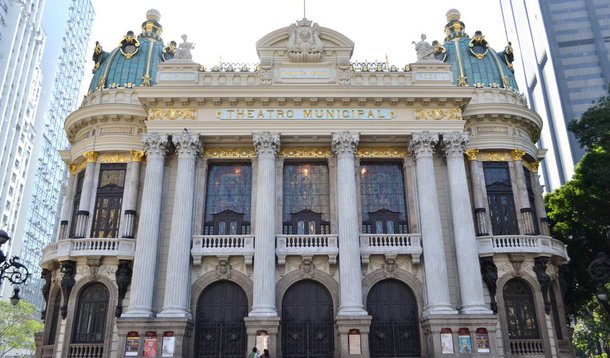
[359,233,422,264]
[67,344,104,358]
[509,339,544,355]
[40,238,136,265]
[191,234,254,266]
[276,234,338,266]
[476,235,569,260]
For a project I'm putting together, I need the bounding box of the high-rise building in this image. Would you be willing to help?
[38,9,573,357]
[0,0,45,298]
[2,0,95,309]
[500,0,610,191]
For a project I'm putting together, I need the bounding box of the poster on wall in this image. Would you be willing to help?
[348,329,362,355]
[124,331,139,357]
[162,332,175,357]
[476,328,491,353]
[458,328,472,353]
[143,331,158,357]
[440,328,454,354]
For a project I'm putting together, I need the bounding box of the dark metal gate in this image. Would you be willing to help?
[281,280,334,358]
[367,279,420,357]
[195,281,247,358]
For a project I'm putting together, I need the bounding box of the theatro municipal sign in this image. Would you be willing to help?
[216,108,396,120]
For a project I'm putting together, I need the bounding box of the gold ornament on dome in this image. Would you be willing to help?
[148,108,196,120]
[464,148,479,161]
[99,153,131,163]
[203,148,256,159]
[511,149,526,161]
[279,147,332,158]
[356,147,408,158]
[83,151,100,163]
[131,150,146,162]
[415,108,462,121]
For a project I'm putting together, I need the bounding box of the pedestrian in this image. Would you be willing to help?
[262,348,270,357]
[247,347,259,358]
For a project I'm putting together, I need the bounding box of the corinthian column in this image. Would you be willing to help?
[441,132,491,314]
[512,149,536,234]
[332,132,367,316]
[410,132,456,315]
[74,151,99,238]
[124,133,169,318]
[119,150,145,238]
[159,132,201,318]
[249,132,280,316]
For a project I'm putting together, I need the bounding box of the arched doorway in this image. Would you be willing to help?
[195,281,248,358]
[281,280,334,357]
[503,278,543,355]
[367,279,420,357]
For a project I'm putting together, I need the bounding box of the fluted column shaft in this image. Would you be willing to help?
[120,150,144,238]
[75,151,99,238]
[159,133,201,318]
[442,133,491,314]
[512,150,535,234]
[250,132,280,316]
[465,149,490,236]
[58,169,76,240]
[332,132,367,316]
[410,132,456,315]
[124,133,168,318]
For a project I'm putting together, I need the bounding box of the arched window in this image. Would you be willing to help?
[72,283,109,343]
[91,164,126,238]
[503,279,540,339]
[282,163,330,234]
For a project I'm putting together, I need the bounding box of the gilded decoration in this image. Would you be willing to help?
[68,163,78,175]
[99,153,131,163]
[148,108,196,120]
[202,148,256,159]
[131,150,146,162]
[478,151,511,162]
[511,148,526,161]
[465,148,479,161]
[523,160,540,173]
[83,151,100,163]
[279,147,332,158]
[356,147,408,158]
[415,108,462,121]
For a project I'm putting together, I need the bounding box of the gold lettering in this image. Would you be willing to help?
[367,110,374,119]
[257,110,264,119]
[236,110,245,119]
[247,110,254,119]
[343,110,350,118]
[226,109,234,119]
[277,110,284,119]
[326,110,335,119]
[377,110,384,119]
[287,110,294,118]
[267,110,274,118]
[303,109,312,118]
[315,110,324,118]
[358,110,364,119]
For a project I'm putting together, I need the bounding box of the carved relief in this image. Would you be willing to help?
[331,132,359,157]
[409,132,438,158]
[480,257,499,314]
[115,260,133,317]
[41,269,52,321]
[215,258,232,279]
[441,132,468,158]
[279,147,332,158]
[356,147,408,158]
[415,108,462,120]
[203,147,256,159]
[60,261,76,319]
[533,257,552,314]
[148,108,196,120]
[172,131,201,158]
[253,132,281,157]
[299,256,316,278]
[287,18,324,62]
[141,133,169,158]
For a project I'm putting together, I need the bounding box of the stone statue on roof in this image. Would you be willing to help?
[412,34,436,61]
[174,34,194,61]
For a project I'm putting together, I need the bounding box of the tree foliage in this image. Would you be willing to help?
[0,300,44,357]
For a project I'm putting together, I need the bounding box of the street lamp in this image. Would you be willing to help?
[0,230,31,305]
[588,251,610,314]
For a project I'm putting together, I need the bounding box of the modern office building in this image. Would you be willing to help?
[500,0,610,191]
[0,0,45,298]
[5,0,95,310]
[38,9,573,358]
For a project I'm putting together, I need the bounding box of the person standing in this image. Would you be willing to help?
[248,347,260,358]
[262,349,270,357]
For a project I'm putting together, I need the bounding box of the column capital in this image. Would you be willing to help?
[83,151,99,163]
[441,132,469,158]
[465,148,479,161]
[141,133,169,158]
[68,163,78,175]
[511,148,526,161]
[130,150,146,162]
[172,132,201,158]
[253,132,280,157]
[409,132,438,158]
[331,131,359,157]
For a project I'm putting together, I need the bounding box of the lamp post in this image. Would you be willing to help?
[0,230,31,305]
[588,251,610,315]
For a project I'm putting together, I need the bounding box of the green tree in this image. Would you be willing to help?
[0,300,44,357]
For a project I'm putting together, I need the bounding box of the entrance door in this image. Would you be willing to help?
[195,281,248,358]
[281,280,334,358]
[367,279,420,357]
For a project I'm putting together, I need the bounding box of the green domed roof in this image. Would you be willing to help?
[437,9,518,89]
[88,9,176,94]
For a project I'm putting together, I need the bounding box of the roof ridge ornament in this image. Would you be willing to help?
[287,18,324,62]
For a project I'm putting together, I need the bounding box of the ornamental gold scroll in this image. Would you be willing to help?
[148,108,196,120]
[415,108,462,120]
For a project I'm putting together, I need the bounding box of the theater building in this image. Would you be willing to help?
[38,8,573,358]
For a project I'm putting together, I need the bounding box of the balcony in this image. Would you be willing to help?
[359,233,422,264]
[276,234,338,272]
[41,238,136,266]
[191,234,254,268]
[476,235,569,261]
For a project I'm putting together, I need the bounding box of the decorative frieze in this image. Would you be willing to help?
[148,108,196,120]
[356,147,408,158]
[130,150,146,162]
[415,108,462,120]
[279,147,331,158]
[83,151,100,163]
[203,147,256,159]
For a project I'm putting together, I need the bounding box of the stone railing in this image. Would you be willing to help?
[477,235,569,261]
[359,233,422,264]
[276,234,338,266]
[41,238,136,266]
[41,345,54,358]
[191,235,254,266]
[67,344,104,358]
[509,339,544,356]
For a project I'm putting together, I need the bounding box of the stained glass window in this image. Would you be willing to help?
[359,162,408,234]
[204,163,252,235]
[91,164,125,238]
[483,162,519,235]
[283,163,330,234]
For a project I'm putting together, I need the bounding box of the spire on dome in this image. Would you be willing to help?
[140,9,163,40]
[444,8,467,42]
